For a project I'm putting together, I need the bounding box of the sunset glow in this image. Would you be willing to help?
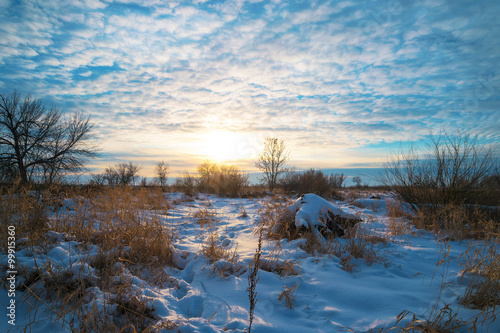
[199,131,254,163]
[0,0,499,176]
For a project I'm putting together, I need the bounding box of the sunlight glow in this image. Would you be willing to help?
[199,131,253,162]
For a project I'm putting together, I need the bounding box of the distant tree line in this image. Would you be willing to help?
[3,92,496,204]
[280,169,347,197]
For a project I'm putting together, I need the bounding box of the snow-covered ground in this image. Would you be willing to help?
[1,192,499,332]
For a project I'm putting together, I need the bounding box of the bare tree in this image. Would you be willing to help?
[154,160,170,187]
[197,160,218,192]
[255,137,290,191]
[174,172,196,196]
[103,166,119,186]
[379,129,497,210]
[0,92,98,184]
[126,162,141,186]
[329,173,346,188]
[114,162,142,186]
[89,172,106,186]
[352,176,363,188]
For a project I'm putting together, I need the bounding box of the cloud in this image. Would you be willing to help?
[1,0,499,173]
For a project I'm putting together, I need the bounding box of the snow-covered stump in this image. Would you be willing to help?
[272,193,361,239]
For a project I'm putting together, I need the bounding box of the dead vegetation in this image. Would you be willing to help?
[191,205,218,228]
[278,283,298,309]
[0,185,177,332]
[258,195,388,274]
[0,184,49,251]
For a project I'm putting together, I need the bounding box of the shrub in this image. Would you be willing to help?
[280,169,334,197]
[197,161,249,197]
[379,130,499,238]
[174,172,197,196]
[379,129,497,210]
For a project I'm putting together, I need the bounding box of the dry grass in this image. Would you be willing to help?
[257,194,387,274]
[260,258,300,277]
[18,258,164,332]
[295,223,388,273]
[409,204,498,240]
[247,227,263,333]
[200,232,242,278]
[380,198,413,237]
[191,206,218,228]
[240,205,248,218]
[391,305,477,333]
[278,283,298,309]
[460,242,500,312]
[52,186,175,268]
[1,185,178,332]
[257,195,294,238]
[201,232,235,263]
[0,184,49,251]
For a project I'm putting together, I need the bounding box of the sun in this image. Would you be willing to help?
[200,131,250,162]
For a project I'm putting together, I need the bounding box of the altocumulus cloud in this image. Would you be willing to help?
[0,0,499,172]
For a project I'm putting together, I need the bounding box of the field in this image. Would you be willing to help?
[1,187,499,332]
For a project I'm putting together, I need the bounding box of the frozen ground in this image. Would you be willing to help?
[1,192,499,332]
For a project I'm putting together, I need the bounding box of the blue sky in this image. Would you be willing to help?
[1,0,499,176]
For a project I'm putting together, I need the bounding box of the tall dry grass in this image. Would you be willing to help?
[0,184,49,251]
[408,204,498,240]
[2,185,176,332]
[52,186,174,268]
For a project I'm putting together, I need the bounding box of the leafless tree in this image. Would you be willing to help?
[89,172,106,186]
[154,160,170,187]
[197,160,218,192]
[126,162,142,186]
[115,162,142,186]
[352,176,363,188]
[329,173,346,188]
[174,172,196,196]
[379,129,497,210]
[103,166,119,186]
[0,92,98,184]
[255,137,290,191]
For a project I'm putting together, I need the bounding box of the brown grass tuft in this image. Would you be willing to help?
[192,206,218,228]
[278,283,298,309]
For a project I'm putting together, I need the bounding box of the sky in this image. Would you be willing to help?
[1,0,499,178]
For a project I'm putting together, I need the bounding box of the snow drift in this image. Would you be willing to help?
[273,193,361,238]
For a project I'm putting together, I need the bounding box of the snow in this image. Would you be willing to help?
[284,193,360,230]
[1,192,499,332]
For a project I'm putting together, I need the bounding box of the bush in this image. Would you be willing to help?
[280,169,335,197]
[379,130,499,237]
[379,130,497,210]
[174,173,197,196]
[196,161,249,197]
